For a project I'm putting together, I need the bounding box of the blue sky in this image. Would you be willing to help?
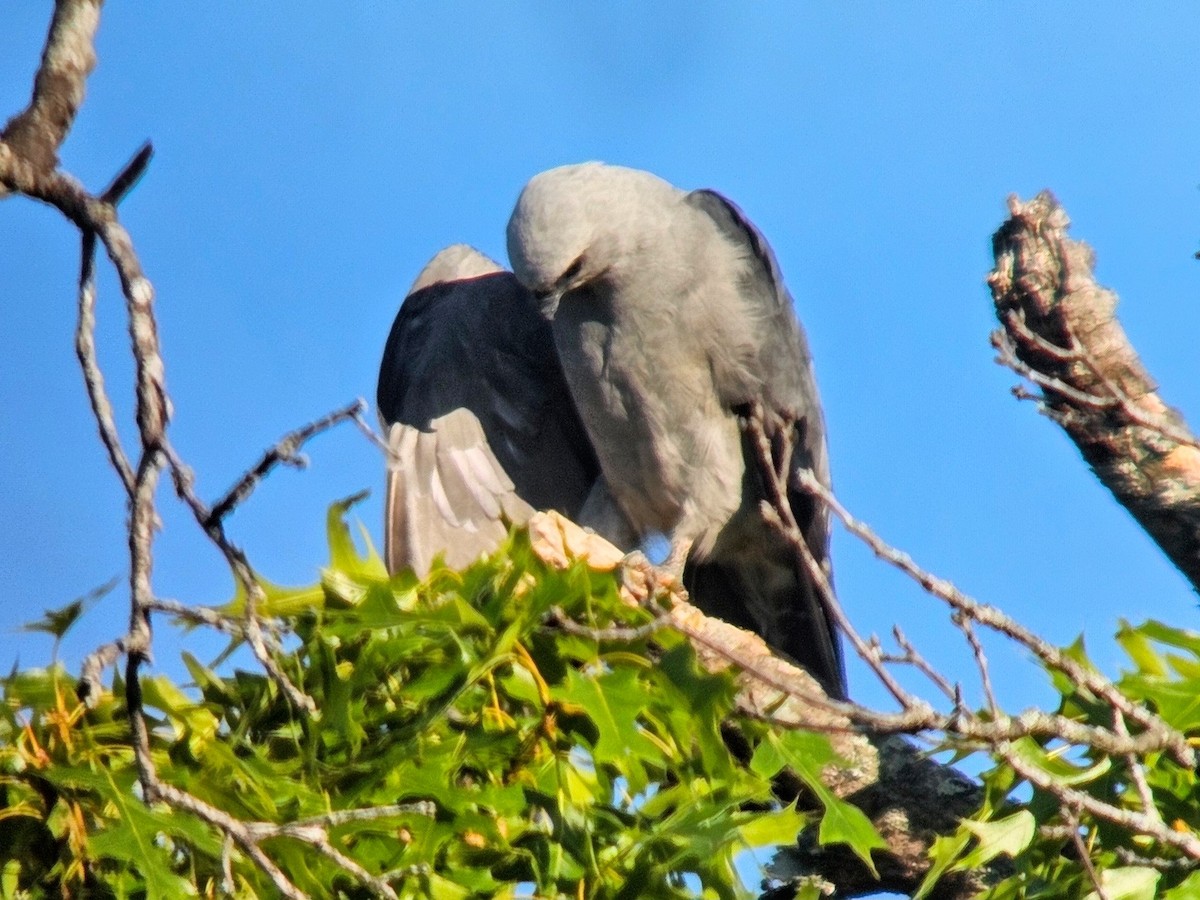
[2,4,1199,718]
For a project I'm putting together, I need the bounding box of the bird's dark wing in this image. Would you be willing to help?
[683,190,822,420]
[377,262,599,576]
[684,189,845,698]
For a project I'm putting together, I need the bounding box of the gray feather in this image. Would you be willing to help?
[507,165,845,698]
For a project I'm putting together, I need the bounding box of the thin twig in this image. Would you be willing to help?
[1001,306,1200,452]
[352,405,394,456]
[72,142,156,497]
[221,834,235,896]
[100,141,153,204]
[794,466,1194,767]
[1113,710,1159,823]
[124,452,165,804]
[956,615,999,719]
[884,626,957,702]
[1113,848,1200,873]
[166,444,316,715]
[1003,746,1200,860]
[166,420,374,716]
[77,638,124,705]
[206,399,365,527]
[992,330,1119,411]
[308,837,398,900]
[151,780,310,900]
[1066,321,1200,451]
[548,606,673,642]
[286,803,438,829]
[146,597,244,635]
[76,232,136,494]
[743,404,927,712]
[1063,807,1109,900]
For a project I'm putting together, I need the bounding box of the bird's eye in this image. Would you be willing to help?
[559,255,585,286]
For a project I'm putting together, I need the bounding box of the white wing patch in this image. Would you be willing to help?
[384,409,535,577]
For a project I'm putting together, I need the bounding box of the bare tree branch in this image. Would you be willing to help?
[100,141,153,204]
[165,443,318,715]
[3,6,378,896]
[1064,807,1110,900]
[988,191,1200,591]
[1002,745,1200,859]
[76,230,136,494]
[0,0,102,177]
[74,142,154,500]
[530,379,1200,898]
[883,626,957,702]
[205,398,366,527]
[793,466,1193,767]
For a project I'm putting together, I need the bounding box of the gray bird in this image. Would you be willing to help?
[377,244,604,575]
[507,163,845,699]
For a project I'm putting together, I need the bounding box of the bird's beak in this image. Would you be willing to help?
[533,286,563,320]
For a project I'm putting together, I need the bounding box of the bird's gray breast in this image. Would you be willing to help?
[550,282,743,541]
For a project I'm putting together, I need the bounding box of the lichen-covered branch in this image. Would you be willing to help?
[0,0,102,178]
[988,191,1200,591]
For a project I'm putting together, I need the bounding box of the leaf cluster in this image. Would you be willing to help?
[919,621,1200,900]
[0,509,872,899]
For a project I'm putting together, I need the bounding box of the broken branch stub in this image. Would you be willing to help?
[988,191,1200,592]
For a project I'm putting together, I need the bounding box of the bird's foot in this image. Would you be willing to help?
[619,550,685,605]
[661,537,693,578]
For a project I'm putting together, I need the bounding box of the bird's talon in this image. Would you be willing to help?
[619,551,684,605]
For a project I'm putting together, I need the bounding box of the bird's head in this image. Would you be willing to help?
[506,162,678,317]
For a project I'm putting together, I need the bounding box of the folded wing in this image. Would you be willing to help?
[377,245,600,575]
